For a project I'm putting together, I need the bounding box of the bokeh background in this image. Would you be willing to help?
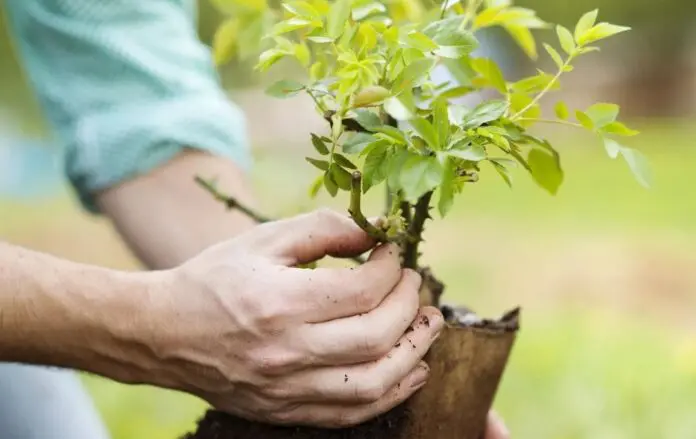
[2,1,696,438]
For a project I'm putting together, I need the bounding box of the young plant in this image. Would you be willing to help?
[187,1,646,438]
[207,0,647,282]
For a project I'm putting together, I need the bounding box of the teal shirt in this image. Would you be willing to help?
[4,0,252,212]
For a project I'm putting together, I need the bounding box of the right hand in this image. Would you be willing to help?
[138,209,445,428]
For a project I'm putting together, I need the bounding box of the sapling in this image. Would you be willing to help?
[186,1,647,438]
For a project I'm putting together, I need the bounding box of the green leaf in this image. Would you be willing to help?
[439,86,476,99]
[578,23,631,46]
[266,79,305,98]
[511,72,559,94]
[353,109,382,131]
[273,18,315,35]
[265,79,305,98]
[283,1,321,19]
[374,126,408,145]
[471,58,507,94]
[342,133,376,154]
[620,147,652,188]
[326,0,351,40]
[544,43,564,69]
[384,91,416,121]
[585,103,619,128]
[306,157,330,171]
[433,99,450,147]
[257,48,287,71]
[505,25,537,60]
[394,58,436,93]
[556,25,576,55]
[352,2,386,20]
[438,158,457,217]
[334,153,357,169]
[447,142,487,161]
[527,148,563,195]
[602,121,639,137]
[400,155,445,202]
[309,174,324,198]
[575,110,594,130]
[311,133,329,155]
[430,30,479,59]
[330,165,353,190]
[603,137,621,159]
[387,149,413,191]
[362,142,389,192]
[353,86,390,107]
[403,31,438,52]
[213,18,239,66]
[323,171,338,196]
[462,100,509,129]
[489,159,513,188]
[410,118,439,150]
[574,9,598,42]
[554,101,569,120]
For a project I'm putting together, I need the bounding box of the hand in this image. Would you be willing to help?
[137,208,444,428]
[485,411,510,439]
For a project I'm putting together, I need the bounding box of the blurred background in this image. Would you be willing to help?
[2,1,696,438]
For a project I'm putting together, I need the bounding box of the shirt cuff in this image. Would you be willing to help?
[64,91,252,213]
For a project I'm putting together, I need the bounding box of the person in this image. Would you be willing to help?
[1,1,510,438]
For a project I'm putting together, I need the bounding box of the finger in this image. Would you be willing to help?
[485,411,510,439]
[298,270,424,365]
[246,208,377,265]
[265,308,444,403]
[290,242,403,322]
[268,362,431,429]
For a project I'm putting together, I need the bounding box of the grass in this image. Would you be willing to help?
[2,119,695,438]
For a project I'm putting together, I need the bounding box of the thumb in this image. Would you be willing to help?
[250,208,379,265]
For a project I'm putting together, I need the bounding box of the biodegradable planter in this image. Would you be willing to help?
[183,307,519,439]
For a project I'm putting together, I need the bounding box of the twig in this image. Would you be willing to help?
[348,172,389,242]
[195,175,367,265]
[403,191,434,269]
[195,176,271,223]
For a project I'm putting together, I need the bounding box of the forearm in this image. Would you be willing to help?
[96,150,258,270]
[0,241,154,382]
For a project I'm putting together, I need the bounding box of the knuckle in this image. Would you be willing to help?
[355,379,387,403]
[360,332,392,359]
[249,350,295,376]
[354,288,380,311]
[263,383,293,400]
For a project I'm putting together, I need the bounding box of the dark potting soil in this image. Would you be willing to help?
[182,403,410,439]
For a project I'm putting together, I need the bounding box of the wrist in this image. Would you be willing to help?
[0,243,165,384]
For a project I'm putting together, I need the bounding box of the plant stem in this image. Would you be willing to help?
[511,55,575,120]
[195,176,271,223]
[403,191,433,269]
[515,118,583,128]
[348,172,389,242]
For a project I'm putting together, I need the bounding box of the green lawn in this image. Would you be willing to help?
[3,119,695,438]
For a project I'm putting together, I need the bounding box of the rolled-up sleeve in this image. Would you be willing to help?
[4,0,252,212]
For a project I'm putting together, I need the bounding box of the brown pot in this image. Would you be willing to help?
[182,308,519,439]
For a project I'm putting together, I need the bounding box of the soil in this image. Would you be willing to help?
[182,307,520,439]
[182,404,410,439]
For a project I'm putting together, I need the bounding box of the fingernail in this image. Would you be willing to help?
[430,313,445,337]
[410,363,430,388]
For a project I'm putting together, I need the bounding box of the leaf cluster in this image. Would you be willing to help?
[211,0,648,260]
